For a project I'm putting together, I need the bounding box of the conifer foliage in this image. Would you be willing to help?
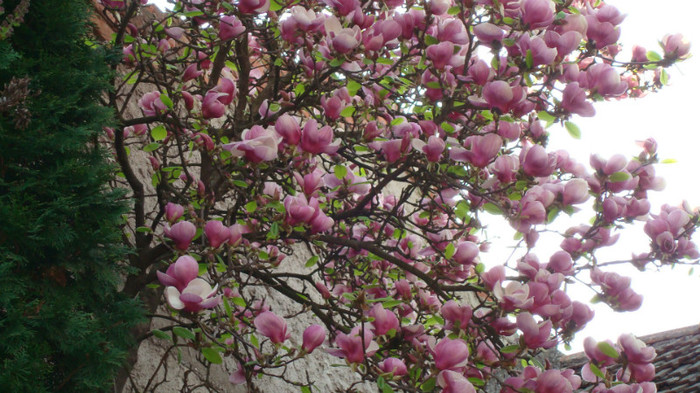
[0,1,142,391]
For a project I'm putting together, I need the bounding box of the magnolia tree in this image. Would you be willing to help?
[97,0,695,391]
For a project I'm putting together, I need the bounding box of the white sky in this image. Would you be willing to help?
[148,0,700,352]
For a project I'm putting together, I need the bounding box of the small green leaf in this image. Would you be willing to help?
[347,80,361,96]
[661,158,677,164]
[483,203,502,215]
[421,377,436,392]
[152,329,171,341]
[294,83,306,96]
[377,57,393,65]
[390,117,404,126]
[597,341,620,359]
[160,94,173,109]
[424,35,438,45]
[445,243,456,259]
[381,300,403,308]
[151,125,167,141]
[245,201,258,213]
[646,50,662,62]
[660,69,669,85]
[202,347,223,364]
[143,142,161,152]
[173,327,195,340]
[564,121,581,139]
[301,387,312,393]
[537,110,556,124]
[588,362,605,379]
[448,6,460,15]
[232,297,246,307]
[525,49,534,69]
[334,165,347,179]
[340,106,355,117]
[500,344,521,354]
[305,255,319,268]
[608,171,630,183]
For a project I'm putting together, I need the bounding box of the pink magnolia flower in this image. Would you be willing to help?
[662,33,691,59]
[219,15,245,41]
[433,338,469,370]
[473,23,504,46]
[441,300,473,331]
[328,325,379,364]
[379,358,408,377]
[275,114,301,145]
[412,135,445,162]
[450,134,502,167]
[300,119,340,155]
[139,91,168,117]
[518,34,557,67]
[157,255,199,292]
[427,42,455,69]
[520,0,555,29]
[561,82,595,117]
[165,278,221,312]
[223,126,282,163]
[201,91,227,119]
[238,0,270,14]
[437,370,476,393]
[205,220,230,248]
[164,202,184,223]
[580,63,628,97]
[182,63,203,82]
[321,95,345,120]
[521,144,556,177]
[302,324,326,353]
[284,194,317,225]
[165,221,197,250]
[517,312,555,349]
[368,303,400,336]
[254,311,290,344]
[535,369,577,393]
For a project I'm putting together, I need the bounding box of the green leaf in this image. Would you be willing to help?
[660,68,669,85]
[424,35,438,45]
[661,158,677,164]
[390,117,404,126]
[377,376,394,393]
[183,10,204,17]
[525,49,534,69]
[421,377,436,392]
[347,80,361,96]
[537,110,556,124]
[202,347,223,364]
[245,201,258,213]
[588,362,605,379]
[173,327,196,340]
[608,171,630,183]
[143,142,161,152]
[340,106,356,117]
[152,329,172,341]
[232,297,246,307]
[301,387,312,393]
[377,57,393,65]
[564,121,581,139]
[597,341,620,359]
[305,255,319,268]
[151,125,167,141]
[483,203,502,215]
[160,94,173,109]
[334,165,347,179]
[447,6,461,15]
[294,83,306,96]
[646,50,662,62]
[269,0,283,11]
[381,300,403,308]
[444,243,456,259]
[500,344,521,354]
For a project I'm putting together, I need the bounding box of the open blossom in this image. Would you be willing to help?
[219,15,245,40]
[520,0,555,29]
[300,119,340,155]
[157,255,199,292]
[662,33,691,59]
[205,220,230,248]
[223,126,282,163]
[139,91,168,116]
[165,278,221,312]
[437,370,476,393]
[254,311,290,344]
[328,325,379,364]
[379,358,407,377]
[368,303,399,336]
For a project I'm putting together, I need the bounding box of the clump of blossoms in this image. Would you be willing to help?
[98,0,697,391]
